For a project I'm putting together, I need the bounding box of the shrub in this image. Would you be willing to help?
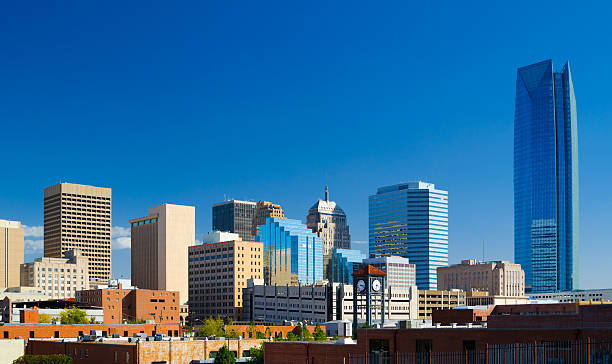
[13,354,72,364]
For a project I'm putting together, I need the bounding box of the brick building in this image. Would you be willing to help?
[0,323,180,339]
[76,284,179,324]
[26,337,265,364]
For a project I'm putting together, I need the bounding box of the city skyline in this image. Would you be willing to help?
[3,2,612,289]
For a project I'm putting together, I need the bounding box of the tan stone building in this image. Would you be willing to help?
[43,183,111,284]
[188,239,263,321]
[418,289,466,320]
[130,204,195,305]
[20,249,89,299]
[252,201,285,237]
[0,220,24,290]
[437,259,525,297]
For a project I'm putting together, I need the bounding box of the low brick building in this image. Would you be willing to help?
[432,306,494,325]
[0,323,180,340]
[26,337,266,364]
[226,324,323,339]
[76,284,179,324]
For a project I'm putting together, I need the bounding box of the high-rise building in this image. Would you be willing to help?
[130,204,195,304]
[43,183,111,284]
[20,249,89,299]
[212,200,256,241]
[363,255,416,289]
[369,181,448,290]
[307,186,351,281]
[0,220,24,290]
[188,239,263,321]
[256,218,323,285]
[514,60,579,293]
[437,259,525,297]
[252,201,285,238]
[328,248,366,284]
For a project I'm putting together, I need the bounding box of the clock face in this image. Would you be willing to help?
[356,279,366,292]
[372,279,382,292]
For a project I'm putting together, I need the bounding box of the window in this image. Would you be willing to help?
[126,352,130,363]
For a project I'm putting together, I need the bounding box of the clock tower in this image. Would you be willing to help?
[352,264,387,335]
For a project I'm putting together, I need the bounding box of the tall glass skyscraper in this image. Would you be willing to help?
[256,218,323,285]
[368,182,448,289]
[514,59,579,293]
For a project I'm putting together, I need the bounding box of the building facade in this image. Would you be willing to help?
[514,60,579,293]
[242,280,418,324]
[369,181,448,290]
[20,249,89,299]
[418,289,466,320]
[328,248,366,284]
[130,203,195,304]
[437,259,525,296]
[528,288,612,303]
[363,255,416,289]
[256,218,323,285]
[212,200,256,241]
[43,183,111,284]
[252,201,285,238]
[0,220,24,290]
[188,239,263,321]
[76,284,179,324]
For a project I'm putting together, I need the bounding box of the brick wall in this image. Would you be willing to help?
[2,323,180,340]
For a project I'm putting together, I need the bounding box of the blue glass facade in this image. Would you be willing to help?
[368,182,448,290]
[329,248,366,284]
[514,60,579,293]
[256,218,323,284]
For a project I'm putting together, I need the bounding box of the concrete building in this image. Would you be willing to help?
[328,248,366,284]
[418,289,466,320]
[76,283,180,324]
[130,203,195,304]
[528,288,612,303]
[20,249,89,299]
[252,201,285,238]
[307,186,351,280]
[257,218,323,285]
[7,300,104,324]
[0,339,24,364]
[0,220,24,290]
[363,255,416,289]
[243,280,419,324]
[212,200,256,241]
[369,181,448,290]
[201,231,240,244]
[437,259,525,297]
[43,183,112,284]
[188,239,263,321]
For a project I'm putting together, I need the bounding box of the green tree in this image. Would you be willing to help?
[213,345,236,364]
[13,354,72,364]
[286,332,297,341]
[332,334,339,340]
[248,344,264,364]
[195,316,224,337]
[59,307,89,325]
[301,325,313,341]
[38,313,52,323]
[313,323,327,341]
[255,331,265,339]
[264,327,272,338]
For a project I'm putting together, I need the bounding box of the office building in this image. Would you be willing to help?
[202,231,240,244]
[307,186,351,280]
[212,200,256,241]
[20,249,89,299]
[76,282,180,324]
[437,259,525,297]
[369,181,448,289]
[188,239,263,321]
[528,288,612,303]
[256,218,323,285]
[0,220,24,290]
[328,248,366,284]
[243,280,418,323]
[514,60,579,293]
[43,183,111,284]
[418,289,466,320]
[130,204,195,304]
[363,255,416,289]
[252,201,285,237]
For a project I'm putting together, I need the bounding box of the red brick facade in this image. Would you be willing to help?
[0,323,180,340]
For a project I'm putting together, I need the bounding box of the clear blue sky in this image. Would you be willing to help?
[2,1,612,288]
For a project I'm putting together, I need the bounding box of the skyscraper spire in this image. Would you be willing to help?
[324,184,329,201]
